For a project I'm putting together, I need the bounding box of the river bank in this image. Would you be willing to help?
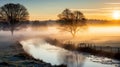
[45,38,120,61]
[0,41,66,67]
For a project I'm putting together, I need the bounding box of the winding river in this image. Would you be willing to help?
[20,38,120,67]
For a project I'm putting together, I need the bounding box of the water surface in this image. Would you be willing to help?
[20,38,120,67]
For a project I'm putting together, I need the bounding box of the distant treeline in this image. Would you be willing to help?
[0,19,113,28]
[0,20,57,31]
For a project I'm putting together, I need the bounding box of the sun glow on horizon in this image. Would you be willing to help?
[112,10,120,20]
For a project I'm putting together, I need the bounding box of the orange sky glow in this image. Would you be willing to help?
[0,0,120,20]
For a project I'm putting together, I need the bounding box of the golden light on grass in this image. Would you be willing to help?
[112,10,120,20]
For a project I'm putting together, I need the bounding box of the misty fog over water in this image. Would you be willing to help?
[0,23,120,67]
[1,24,120,47]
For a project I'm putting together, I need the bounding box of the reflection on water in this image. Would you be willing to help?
[20,39,119,67]
[20,39,85,67]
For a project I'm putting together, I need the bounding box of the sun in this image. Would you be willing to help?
[112,10,120,20]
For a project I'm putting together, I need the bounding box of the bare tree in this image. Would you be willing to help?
[0,3,29,24]
[58,9,86,37]
[0,3,29,35]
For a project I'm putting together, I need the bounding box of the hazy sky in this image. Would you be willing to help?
[0,0,120,20]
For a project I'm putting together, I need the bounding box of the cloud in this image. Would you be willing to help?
[100,7,120,10]
[71,8,113,13]
[71,7,120,12]
[104,3,120,5]
[71,9,99,11]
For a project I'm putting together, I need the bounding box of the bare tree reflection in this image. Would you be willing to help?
[58,51,85,67]
[57,9,87,37]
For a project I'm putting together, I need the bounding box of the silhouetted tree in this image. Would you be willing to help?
[0,3,29,35]
[58,9,86,37]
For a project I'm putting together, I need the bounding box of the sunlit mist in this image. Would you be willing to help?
[112,10,120,20]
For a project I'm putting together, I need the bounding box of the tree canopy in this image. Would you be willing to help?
[0,3,29,25]
[58,8,86,25]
